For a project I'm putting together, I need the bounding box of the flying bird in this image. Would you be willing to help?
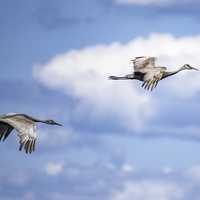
[0,113,62,154]
[109,56,198,91]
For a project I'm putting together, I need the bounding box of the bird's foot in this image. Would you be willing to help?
[109,76,118,80]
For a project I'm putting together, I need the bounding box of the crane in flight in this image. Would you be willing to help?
[109,56,198,91]
[0,113,62,154]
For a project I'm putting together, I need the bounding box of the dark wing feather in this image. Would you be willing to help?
[0,116,37,154]
[0,122,13,142]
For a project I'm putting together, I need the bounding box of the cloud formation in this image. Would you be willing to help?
[111,180,184,200]
[0,150,199,200]
[45,162,64,176]
[114,0,194,6]
[34,39,156,131]
[114,0,175,6]
[34,33,200,137]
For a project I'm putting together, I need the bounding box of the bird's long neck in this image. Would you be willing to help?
[161,67,184,80]
[27,116,46,123]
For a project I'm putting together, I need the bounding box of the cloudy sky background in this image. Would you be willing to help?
[1,0,200,199]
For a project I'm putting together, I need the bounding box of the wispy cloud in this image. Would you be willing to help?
[39,128,77,147]
[1,157,200,200]
[45,162,64,176]
[121,163,135,173]
[111,180,184,200]
[114,0,175,6]
[114,0,196,7]
[162,166,174,175]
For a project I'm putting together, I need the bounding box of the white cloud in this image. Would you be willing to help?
[45,162,64,176]
[111,180,184,200]
[34,33,200,132]
[39,128,77,147]
[114,0,175,6]
[114,0,192,6]
[34,39,157,131]
[162,166,173,175]
[121,163,135,173]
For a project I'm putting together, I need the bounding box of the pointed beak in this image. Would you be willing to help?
[54,122,63,126]
[191,66,199,71]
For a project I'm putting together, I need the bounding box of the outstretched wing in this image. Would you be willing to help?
[141,68,165,91]
[0,114,37,154]
[132,57,156,73]
[0,122,13,141]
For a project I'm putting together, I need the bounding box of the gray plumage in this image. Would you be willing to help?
[0,113,62,154]
[109,56,199,91]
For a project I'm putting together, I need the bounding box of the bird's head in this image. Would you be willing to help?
[45,120,63,126]
[181,64,199,71]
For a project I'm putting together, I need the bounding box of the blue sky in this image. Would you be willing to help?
[1,0,200,199]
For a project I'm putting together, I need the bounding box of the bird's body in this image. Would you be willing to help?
[0,113,62,154]
[109,56,198,91]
